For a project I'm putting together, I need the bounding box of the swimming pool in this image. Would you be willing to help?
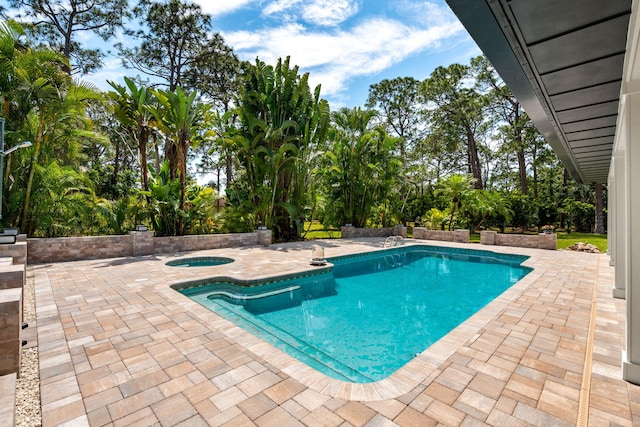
[178,245,531,383]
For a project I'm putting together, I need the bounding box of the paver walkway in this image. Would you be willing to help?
[31,239,640,426]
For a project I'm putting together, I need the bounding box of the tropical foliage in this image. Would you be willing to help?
[319,107,401,228]
[0,4,607,240]
[226,57,330,241]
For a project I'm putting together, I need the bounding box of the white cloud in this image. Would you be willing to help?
[262,0,360,26]
[394,0,457,27]
[192,0,254,17]
[301,0,360,26]
[263,0,302,16]
[82,56,128,91]
[223,14,463,99]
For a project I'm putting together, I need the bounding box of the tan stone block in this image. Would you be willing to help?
[0,264,24,289]
[0,340,21,375]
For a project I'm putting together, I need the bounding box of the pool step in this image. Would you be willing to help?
[207,286,301,301]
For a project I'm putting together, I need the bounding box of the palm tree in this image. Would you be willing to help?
[148,87,209,235]
[436,174,474,231]
[465,190,513,232]
[15,48,102,233]
[0,20,23,118]
[321,107,401,228]
[108,77,156,193]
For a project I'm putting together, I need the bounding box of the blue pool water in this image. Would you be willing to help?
[179,246,531,383]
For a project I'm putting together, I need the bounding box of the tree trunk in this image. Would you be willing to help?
[594,183,605,233]
[177,138,189,236]
[559,168,568,229]
[139,127,149,192]
[513,107,528,195]
[21,117,44,234]
[517,149,527,194]
[466,129,483,189]
[61,31,73,74]
[532,150,539,199]
[112,139,121,198]
[165,142,179,180]
[225,154,233,189]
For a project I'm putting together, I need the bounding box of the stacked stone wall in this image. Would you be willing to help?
[27,230,272,264]
[480,230,556,250]
[413,228,470,243]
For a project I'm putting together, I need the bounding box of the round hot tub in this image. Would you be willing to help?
[166,257,234,267]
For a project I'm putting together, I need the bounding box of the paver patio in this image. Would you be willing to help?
[30,239,640,426]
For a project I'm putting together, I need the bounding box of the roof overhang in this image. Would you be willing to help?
[445,0,632,184]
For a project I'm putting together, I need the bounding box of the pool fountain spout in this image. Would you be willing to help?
[310,245,327,265]
[384,236,405,247]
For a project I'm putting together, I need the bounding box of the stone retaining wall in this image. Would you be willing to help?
[0,287,22,376]
[413,228,470,243]
[480,230,556,250]
[154,231,267,254]
[340,225,407,239]
[26,230,272,264]
[0,373,16,426]
[413,228,556,250]
[0,241,27,265]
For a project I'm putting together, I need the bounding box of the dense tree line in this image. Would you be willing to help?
[0,0,604,239]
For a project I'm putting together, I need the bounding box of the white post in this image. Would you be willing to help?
[608,169,614,265]
[613,150,626,299]
[622,91,640,383]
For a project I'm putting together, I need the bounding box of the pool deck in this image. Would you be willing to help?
[31,238,640,426]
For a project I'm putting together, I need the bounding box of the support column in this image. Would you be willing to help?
[608,171,615,266]
[614,151,626,299]
[130,231,154,257]
[623,91,640,384]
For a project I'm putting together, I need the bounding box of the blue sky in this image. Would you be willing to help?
[85,0,480,107]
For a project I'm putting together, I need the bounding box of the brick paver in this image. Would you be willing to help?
[32,239,640,426]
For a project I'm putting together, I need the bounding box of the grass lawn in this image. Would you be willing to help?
[555,231,607,252]
[303,222,608,252]
[302,222,341,239]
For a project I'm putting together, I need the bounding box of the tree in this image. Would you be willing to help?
[472,56,530,194]
[144,161,181,237]
[465,190,512,233]
[86,99,139,200]
[118,0,235,93]
[593,183,605,234]
[320,107,402,228]
[185,36,243,187]
[435,174,474,231]
[148,87,209,235]
[15,49,102,233]
[1,20,24,118]
[28,162,96,237]
[366,77,427,222]
[423,64,489,189]
[185,34,242,112]
[366,77,424,157]
[3,0,130,74]
[108,77,156,194]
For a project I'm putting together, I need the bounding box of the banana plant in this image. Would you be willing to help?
[141,161,181,236]
[231,56,329,240]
